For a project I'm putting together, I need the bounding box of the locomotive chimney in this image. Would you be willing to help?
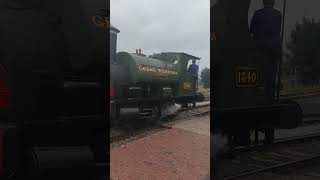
[136,49,139,54]
[110,25,120,63]
[139,49,141,55]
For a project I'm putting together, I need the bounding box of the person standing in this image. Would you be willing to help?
[188,59,199,107]
[250,0,282,103]
[188,59,199,95]
[250,0,282,144]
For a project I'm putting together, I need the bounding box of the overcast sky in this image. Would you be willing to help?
[111,0,210,72]
[111,0,320,71]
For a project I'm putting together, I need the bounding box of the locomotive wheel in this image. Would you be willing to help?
[181,103,188,108]
[227,130,251,147]
[150,116,161,126]
[111,105,121,127]
[264,128,275,145]
[238,130,251,146]
[148,104,161,126]
[227,134,236,147]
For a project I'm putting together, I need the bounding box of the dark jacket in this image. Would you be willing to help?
[250,7,282,53]
[188,63,198,78]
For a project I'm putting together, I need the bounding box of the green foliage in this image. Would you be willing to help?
[200,68,210,88]
[286,17,320,85]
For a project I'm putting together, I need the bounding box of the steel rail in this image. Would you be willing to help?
[220,133,320,180]
[223,155,320,180]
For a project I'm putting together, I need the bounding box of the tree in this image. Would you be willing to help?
[286,17,320,86]
[200,68,210,88]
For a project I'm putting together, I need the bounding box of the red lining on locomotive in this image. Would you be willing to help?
[0,65,10,112]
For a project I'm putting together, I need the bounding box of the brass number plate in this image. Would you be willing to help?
[183,82,192,90]
[236,67,257,87]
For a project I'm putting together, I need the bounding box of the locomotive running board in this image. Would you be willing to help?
[212,101,303,131]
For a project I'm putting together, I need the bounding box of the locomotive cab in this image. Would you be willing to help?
[158,53,204,105]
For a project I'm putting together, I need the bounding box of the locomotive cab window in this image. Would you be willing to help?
[173,58,179,65]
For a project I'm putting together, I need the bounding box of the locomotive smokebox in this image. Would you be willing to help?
[110,25,120,63]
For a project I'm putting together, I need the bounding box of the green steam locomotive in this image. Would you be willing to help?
[110,26,205,123]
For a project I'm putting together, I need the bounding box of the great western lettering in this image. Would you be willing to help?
[137,65,178,75]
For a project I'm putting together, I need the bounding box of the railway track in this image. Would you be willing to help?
[302,114,320,125]
[172,103,210,120]
[216,113,320,156]
[215,133,320,180]
[279,90,320,101]
[110,102,210,145]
